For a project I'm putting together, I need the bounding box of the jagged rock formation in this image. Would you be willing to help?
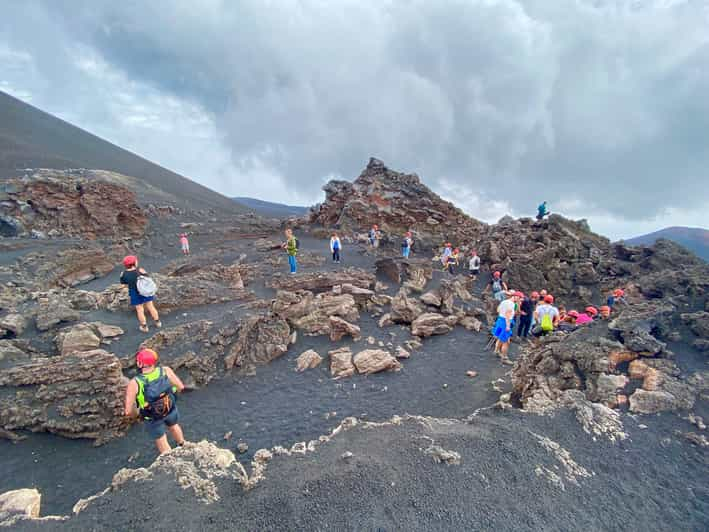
[0,350,129,443]
[272,290,359,336]
[266,268,375,292]
[0,174,147,239]
[223,315,292,370]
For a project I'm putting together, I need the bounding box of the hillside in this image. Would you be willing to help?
[233,197,308,218]
[624,227,709,261]
[0,90,245,212]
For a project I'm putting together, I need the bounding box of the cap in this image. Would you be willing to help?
[493,271,501,278]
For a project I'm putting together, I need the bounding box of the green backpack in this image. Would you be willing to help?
[541,313,554,332]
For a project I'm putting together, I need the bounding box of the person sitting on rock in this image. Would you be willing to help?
[576,306,598,325]
[124,348,185,455]
[607,288,626,308]
[536,201,550,220]
[492,291,518,363]
[532,294,559,336]
[557,310,579,332]
[486,271,508,302]
[330,232,342,263]
[179,233,190,256]
[468,250,481,279]
[447,248,460,274]
[401,231,413,258]
[282,228,298,274]
[120,255,161,333]
[599,305,612,319]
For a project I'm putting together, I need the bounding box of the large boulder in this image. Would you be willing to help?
[224,316,291,370]
[411,313,458,337]
[329,347,355,379]
[0,350,129,443]
[390,288,425,324]
[329,316,361,342]
[55,322,125,356]
[295,350,323,372]
[273,290,359,336]
[0,488,41,524]
[352,349,402,375]
[35,298,80,331]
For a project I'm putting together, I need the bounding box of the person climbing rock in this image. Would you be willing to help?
[517,292,534,338]
[599,305,611,319]
[532,294,559,336]
[492,291,518,362]
[486,271,508,302]
[120,255,161,333]
[283,228,298,274]
[536,201,549,220]
[468,250,481,279]
[401,231,413,258]
[368,225,380,248]
[440,242,453,268]
[330,232,342,263]
[607,288,626,308]
[447,248,460,275]
[124,348,185,455]
[179,233,190,256]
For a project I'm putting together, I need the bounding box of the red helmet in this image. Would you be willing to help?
[531,291,540,299]
[373,224,378,229]
[613,289,624,297]
[599,305,611,313]
[123,255,137,268]
[406,231,412,236]
[135,348,158,367]
[568,310,580,318]
[544,294,554,303]
[514,291,524,298]
[493,271,501,279]
[446,242,452,247]
[454,248,459,253]
[586,306,598,316]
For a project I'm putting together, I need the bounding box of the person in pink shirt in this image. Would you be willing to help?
[576,306,598,325]
[179,233,190,255]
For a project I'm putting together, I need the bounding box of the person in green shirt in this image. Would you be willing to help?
[283,228,298,274]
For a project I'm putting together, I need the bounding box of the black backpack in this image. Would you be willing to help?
[295,237,300,250]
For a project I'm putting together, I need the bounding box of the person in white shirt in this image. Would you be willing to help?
[330,233,342,263]
[468,250,481,279]
[493,291,521,360]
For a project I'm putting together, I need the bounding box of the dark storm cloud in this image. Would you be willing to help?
[3,0,709,223]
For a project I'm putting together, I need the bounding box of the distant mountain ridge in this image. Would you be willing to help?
[0,90,245,212]
[233,197,308,218]
[624,226,709,261]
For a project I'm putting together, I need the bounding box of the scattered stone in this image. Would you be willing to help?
[341,451,354,460]
[295,349,323,372]
[329,316,361,342]
[329,347,355,379]
[411,313,458,337]
[378,313,393,328]
[424,445,461,465]
[366,336,376,345]
[353,349,401,375]
[395,346,410,359]
[466,371,478,378]
[0,314,27,337]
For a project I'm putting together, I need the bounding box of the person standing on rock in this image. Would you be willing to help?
[124,348,186,455]
[283,228,298,274]
[368,225,380,248]
[179,233,190,255]
[468,250,481,279]
[517,292,534,338]
[120,255,161,333]
[440,242,453,269]
[536,201,550,220]
[492,291,518,362]
[486,271,507,302]
[401,231,413,258]
[532,294,559,336]
[330,232,342,263]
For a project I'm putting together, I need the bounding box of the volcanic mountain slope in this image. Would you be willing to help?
[624,227,709,262]
[233,197,308,218]
[0,90,244,212]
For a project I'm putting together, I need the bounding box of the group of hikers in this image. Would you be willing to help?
[489,272,627,362]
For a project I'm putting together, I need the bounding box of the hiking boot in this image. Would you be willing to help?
[155,321,162,329]
[139,324,149,333]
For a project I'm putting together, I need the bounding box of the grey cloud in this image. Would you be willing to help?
[4,0,709,222]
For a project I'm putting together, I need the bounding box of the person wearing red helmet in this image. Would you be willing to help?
[446,247,460,275]
[368,225,380,248]
[124,348,185,454]
[576,306,598,325]
[179,233,190,256]
[468,249,481,279]
[492,291,520,362]
[486,271,508,302]
[599,305,611,319]
[401,231,413,259]
[517,291,534,338]
[440,242,453,269]
[120,256,161,333]
[607,288,626,309]
[533,294,559,336]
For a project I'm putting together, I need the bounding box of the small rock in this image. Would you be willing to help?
[466,371,478,378]
[341,451,354,460]
[366,336,376,345]
[395,346,410,359]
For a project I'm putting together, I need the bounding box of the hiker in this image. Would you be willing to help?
[368,225,380,248]
[576,306,598,325]
[532,294,559,336]
[487,271,508,302]
[447,248,460,275]
[558,310,579,332]
[536,201,549,220]
[120,255,161,333]
[401,231,413,258]
[599,305,611,319]
[330,233,342,263]
[492,291,519,361]
[538,289,548,304]
[468,250,481,278]
[440,242,453,268]
[124,348,185,455]
[517,292,534,338]
[282,228,298,274]
[607,288,626,308]
[179,233,190,256]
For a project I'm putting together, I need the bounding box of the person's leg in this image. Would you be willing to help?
[155,435,171,454]
[501,340,510,357]
[494,339,501,354]
[167,424,185,445]
[144,301,160,324]
[135,304,147,329]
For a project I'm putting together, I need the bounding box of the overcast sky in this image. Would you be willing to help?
[2,0,708,240]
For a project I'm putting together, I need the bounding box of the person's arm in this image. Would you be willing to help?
[502,282,508,291]
[124,379,138,417]
[138,267,147,275]
[552,309,560,325]
[120,272,127,285]
[164,366,185,393]
[330,239,334,252]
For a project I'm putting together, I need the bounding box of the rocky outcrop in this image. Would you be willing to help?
[352,349,402,375]
[329,347,355,379]
[35,296,81,331]
[681,311,709,339]
[0,314,26,338]
[411,313,458,337]
[0,350,129,444]
[0,488,41,525]
[55,322,124,356]
[267,268,375,293]
[328,316,361,342]
[295,349,323,371]
[272,290,359,336]
[224,315,291,370]
[390,288,425,324]
[0,174,147,239]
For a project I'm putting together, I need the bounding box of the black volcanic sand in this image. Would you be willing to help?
[2,222,708,530]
